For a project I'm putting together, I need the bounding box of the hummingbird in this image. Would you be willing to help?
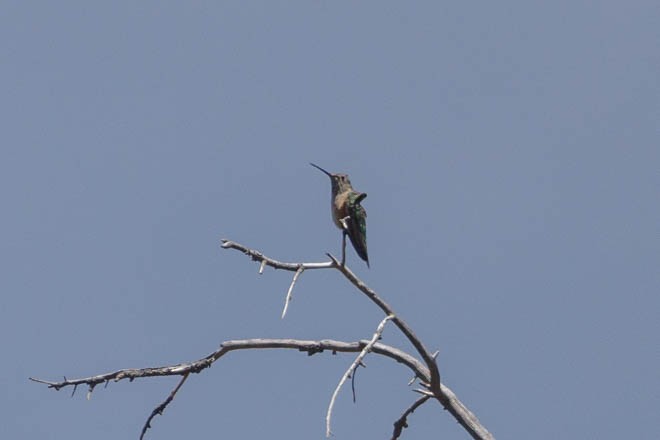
[310,163,369,267]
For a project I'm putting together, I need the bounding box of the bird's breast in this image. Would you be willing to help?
[331,192,350,229]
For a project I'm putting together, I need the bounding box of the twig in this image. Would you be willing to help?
[391,395,431,440]
[140,372,190,440]
[281,266,304,319]
[351,361,363,403]
[30,362,202,391]
[326,315,394,437]
[221,239,333,271]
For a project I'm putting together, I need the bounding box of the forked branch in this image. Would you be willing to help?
[30,338,429,390]
[326,315,394,437]
[391,394,432,440]
[32,239,493,440]
[31,338,431,438]
[221,239,494,440]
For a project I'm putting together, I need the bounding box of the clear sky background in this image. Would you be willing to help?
[2,2,658,439]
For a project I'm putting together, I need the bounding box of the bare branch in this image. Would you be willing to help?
[30,361,204,391]
[221,239,333,271]
[32,340,487,439]
[391,395,431,440]
[326,315,394,437]
[30,338,430,391]
[220,239,495,440]
[222,241,438,387]
[281,266,304,319]
[220,239,439,390]
[331,261,442,393]
[32,338,431,438]
[140,372,190,440]
[34,238,494,440]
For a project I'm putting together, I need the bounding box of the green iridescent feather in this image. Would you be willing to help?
[346,192,369,267]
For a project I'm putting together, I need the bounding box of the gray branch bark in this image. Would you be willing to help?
[220,240,494,440]
[31,239,494,440]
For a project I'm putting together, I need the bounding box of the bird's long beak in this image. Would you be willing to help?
[310,162,332,178]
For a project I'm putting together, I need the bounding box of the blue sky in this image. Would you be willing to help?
[2,2,658,439]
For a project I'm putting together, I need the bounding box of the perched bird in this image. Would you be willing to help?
[310,163,369,267]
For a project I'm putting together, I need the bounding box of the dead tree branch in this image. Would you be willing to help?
[30,338,429,391]
[326,314,394,437]
[220,239,494,440]
[32,239,493,440]
[31,338,431,438]
[140,372,189,440]
[391,394,432,440]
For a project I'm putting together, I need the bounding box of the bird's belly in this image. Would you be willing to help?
[331,199,349,230]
